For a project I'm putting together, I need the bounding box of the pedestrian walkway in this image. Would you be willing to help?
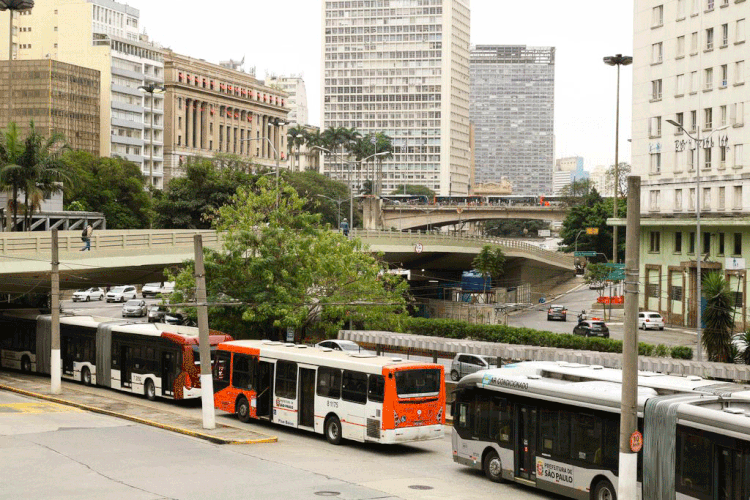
[0,371,277,445]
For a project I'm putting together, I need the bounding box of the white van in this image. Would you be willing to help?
[141,282,175,298]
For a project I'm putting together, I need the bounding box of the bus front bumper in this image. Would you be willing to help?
[378,424,444,444]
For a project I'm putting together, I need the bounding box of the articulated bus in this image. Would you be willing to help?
[213,340,446,445]
[0,311,232,400]
[452,361,750,500]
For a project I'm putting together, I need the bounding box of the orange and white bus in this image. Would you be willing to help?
[213,340,446,444]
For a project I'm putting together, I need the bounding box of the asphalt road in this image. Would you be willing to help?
[62,296,163,322]
[0,386,562,499]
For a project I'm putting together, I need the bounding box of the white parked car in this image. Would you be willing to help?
[72,287,105,302]
[315,339,375,355]
[638,311,665,330]
[106,285,138,303]
[141,281,175,298]
[450,353,499,381]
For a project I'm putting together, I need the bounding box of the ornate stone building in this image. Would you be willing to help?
[162,51,289,185]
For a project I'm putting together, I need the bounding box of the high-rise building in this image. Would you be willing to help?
[0,59,100,155]
[321,0,471,196]
[553,156,588,195]
[589,165,610,197]
[266,74,308,126]
[470,45,555,196]
[0,0,166,187]
[162,51,290,185]
[632,0,749,328]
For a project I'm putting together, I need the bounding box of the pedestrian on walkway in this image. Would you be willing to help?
[340,218,349,237]
[80,224,93,251]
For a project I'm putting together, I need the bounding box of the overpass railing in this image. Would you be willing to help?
[354,229,574,268]
[0,229,220,254]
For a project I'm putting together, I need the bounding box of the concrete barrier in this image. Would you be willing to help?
[341,330,750,382]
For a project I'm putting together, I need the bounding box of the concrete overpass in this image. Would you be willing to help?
[0,229,574,295]
[362,198,568,231]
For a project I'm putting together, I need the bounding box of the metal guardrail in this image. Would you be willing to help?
[341,330,750,382]
[0,229,221,254]
[354,229,574,268]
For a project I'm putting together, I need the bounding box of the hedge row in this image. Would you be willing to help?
[368,317,693,360]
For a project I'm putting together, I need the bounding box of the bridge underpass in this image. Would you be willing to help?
[0,229,574,299]
[362,197,568,231]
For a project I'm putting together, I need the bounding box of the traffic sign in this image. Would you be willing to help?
[415,243,423,254]
[630,431,643,453]
[574,251,597,257]
[586,227,599,235]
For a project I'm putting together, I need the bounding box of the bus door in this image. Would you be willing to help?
[120,345,132,388]
[716,446,743,499]
[516,405,538,481]
[161,351,175,397]
[61,335,74,376]
[298,368,316,428]
[256,360,274,420]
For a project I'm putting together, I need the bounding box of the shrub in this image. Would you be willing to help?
[670,346,693,360]
[653,344,670,358]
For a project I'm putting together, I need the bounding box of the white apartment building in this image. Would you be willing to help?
[321,0,471,196]
[589,165,611,197]
[266,74,309,126]
[0,0,166,189]
[632,0,750,328]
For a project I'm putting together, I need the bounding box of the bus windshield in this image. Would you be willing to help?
[395,369,441,397]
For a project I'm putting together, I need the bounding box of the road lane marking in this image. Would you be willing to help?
[0,402,82,414]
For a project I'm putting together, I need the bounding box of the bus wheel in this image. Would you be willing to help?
[450,370,460,381]
[236,397,251,423]
[325,416,342,445]
[593,479,616,500]
[483,450,503,483]
[21,356,31,372]
[81,366,92,386]
[144,379,156,401]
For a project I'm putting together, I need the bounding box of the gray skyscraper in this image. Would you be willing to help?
[470,45,555,196]
[321,0,471,196]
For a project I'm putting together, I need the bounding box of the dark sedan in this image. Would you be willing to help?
[573,320,610,338]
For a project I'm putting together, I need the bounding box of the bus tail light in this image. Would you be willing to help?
[185,376,193,389]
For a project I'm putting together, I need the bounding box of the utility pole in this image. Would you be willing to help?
[618,176,640,499]
[194,235,215,429]
[50,228,61,394]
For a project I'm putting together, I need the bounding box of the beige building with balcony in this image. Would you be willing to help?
[162,51,289,184]
[0,59,100,155]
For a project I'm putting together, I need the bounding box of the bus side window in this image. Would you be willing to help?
[570,413,602,464]
[232,353,254,391]
[213,351,231,392]
[368,374,385,403]
[456,402,471,429]
[317,367,341,399]
[275,360,297,400]
[342,370,367,404]
[540,408,557,456]
[676,429,712,496]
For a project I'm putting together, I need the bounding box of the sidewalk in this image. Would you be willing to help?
[0,372,277,445]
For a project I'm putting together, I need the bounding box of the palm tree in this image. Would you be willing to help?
[287,125,307,172]
[472,245,506,293]
[18,123,71,230]
[0,123,26,231]
[321,126,349,179]
[702,271,734,362]
[304,129,325,172]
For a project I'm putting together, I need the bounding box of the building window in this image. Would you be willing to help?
[720,105,728,126]
[687,148,695,171]
[677,36,686,57]
[690,109,698,131]
[703,187,712,209]
[689,232,696,254]
[652,42,663,64]
[676,74,685,95]
[706,0,714,10]
[722,24,729,47]
[719,186,726,209]
[706,28,714,50]
[734,185,743,209]
[719,232,725,254]
[704,147,712,169]
[675,231,683,252]
[652,79,663,99]
[650,189,661,210]
[721,64,728,87]
[650,231,661,252]
[734,233,742,255]
[676,112,685,129]
[738,19,746,43]
[671,285,683,301]
[690,71,698,93]
[647,283,660,298]
[691,32,699,54]
[704,107,713,128]
[678,0,686,18]
[650,116,662,137]
[675,188,683,210]
[703,232,711,255]
[704,67,713,90]
[731,102,744,125]
[735,144,744,167]
[735,61,745,84]
[650,153,662,174]
[689,188,696,210]
[652,5,664,27]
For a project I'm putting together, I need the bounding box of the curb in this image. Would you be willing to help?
[0,384,277,445]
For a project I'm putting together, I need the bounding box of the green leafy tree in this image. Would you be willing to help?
[287,125,307,172]
[702,271,734,363]
[558,179,596,206]
[606,162,632,198]
[284,170,351,228]
[483,219,548,238]
[471,245,506,289]
[559,189,625,261]
[62,151,152,229]
[390,184,435,197]
[0,123,30,231]
[169,177,409,341]
[584,263,610,296]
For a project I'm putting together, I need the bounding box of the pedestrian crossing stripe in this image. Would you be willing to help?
[0,402,82,414]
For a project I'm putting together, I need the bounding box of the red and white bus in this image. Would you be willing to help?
[0,311,232,401]
[213,340,446,444]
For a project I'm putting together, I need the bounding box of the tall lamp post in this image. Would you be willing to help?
[358,151,389,227]
[603,54,633,263]
[138,83,165,191]
[316,194,346,229]
[0,1,34,123]
[667,120,729,361]
[244,136,284,208]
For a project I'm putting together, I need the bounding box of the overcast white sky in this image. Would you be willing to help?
[131,0,633,171]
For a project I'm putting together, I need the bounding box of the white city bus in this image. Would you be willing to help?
[451,361,750,500]
[213,340,446,444]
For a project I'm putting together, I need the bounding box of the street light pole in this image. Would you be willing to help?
[317,194,345,228]
[357,151,388,231]
[667,120,729,361]
[603,54,633,263]
[0,1,34,124]
[244,134,286,209]
[138,83,165,191]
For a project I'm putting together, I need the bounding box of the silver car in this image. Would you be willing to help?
[72,287,105,302]
[450,353,499,381]
[122,299,148,317]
